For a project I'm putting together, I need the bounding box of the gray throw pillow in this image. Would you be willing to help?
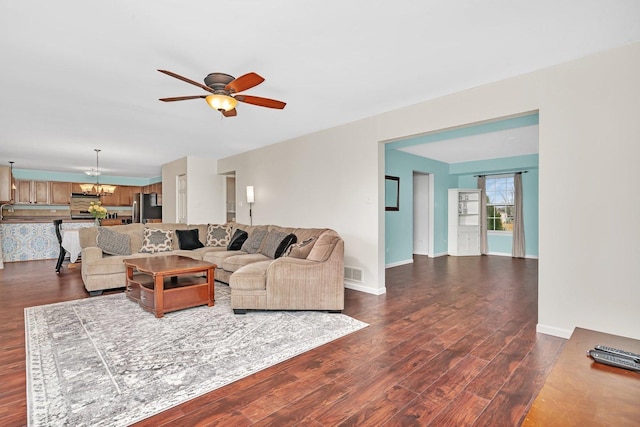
[96,227,131,256]
[206,224,231,247]
[139,228,173,253]
[285,237,317,259]
[240,228,267,254]
[260,231,297,259]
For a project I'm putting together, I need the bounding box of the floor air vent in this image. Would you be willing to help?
[344,266,363,283]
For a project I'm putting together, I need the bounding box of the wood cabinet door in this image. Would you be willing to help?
[118,186,132,206]
[50,182,71,205]
[100,190,119,207]
[15,180,32,203]
[33,181,50,204]
[0,166,11,202]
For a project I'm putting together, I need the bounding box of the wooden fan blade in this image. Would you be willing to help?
[222,108,237,117]
[234,95,286,109]
[158,69,215,93]
[159,95,207,102]
[225,72,264,94]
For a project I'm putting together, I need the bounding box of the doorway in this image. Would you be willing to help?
[413,172,433,257]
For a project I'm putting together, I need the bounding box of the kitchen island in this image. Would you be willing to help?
[0,219,94,263]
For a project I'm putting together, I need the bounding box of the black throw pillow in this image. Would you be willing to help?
[274,233,297,258]
[176,229,204,250]
[227,229,249,251]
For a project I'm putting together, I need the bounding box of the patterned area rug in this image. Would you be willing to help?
[25,284,367,426]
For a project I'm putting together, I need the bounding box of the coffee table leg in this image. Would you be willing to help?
[207,266,214,306]
[154,274,165,318]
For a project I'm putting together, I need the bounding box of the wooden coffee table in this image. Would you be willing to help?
[124,255,216,318]
[523,327,640,426]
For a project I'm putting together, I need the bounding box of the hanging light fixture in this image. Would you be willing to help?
[82,149,116,195]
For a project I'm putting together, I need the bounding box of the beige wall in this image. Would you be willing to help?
[161,156,226,225]
[219,42,640,339]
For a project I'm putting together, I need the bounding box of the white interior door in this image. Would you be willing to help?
[177,174,187,224]
[413,172,430,255]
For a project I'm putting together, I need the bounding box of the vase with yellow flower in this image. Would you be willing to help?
[88,201,108,226]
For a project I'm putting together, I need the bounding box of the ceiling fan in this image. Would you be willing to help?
[158,69,286,117]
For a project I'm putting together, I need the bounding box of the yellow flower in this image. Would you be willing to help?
[88,201,108,219]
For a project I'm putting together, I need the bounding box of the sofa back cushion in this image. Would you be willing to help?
[79,223,144,250]
[146,223,189,250]
[307,230,341,262]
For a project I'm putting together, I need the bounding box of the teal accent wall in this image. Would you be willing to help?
[452,155,539,257]
[385,150,539,264]
[385,113,539,265]
[385,150,451,265]
[12,168,161,186]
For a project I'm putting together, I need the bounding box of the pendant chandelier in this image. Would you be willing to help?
[80,149,116,195]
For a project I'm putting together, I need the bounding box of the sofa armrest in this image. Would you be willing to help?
[82,246,104,263]
[265,239,345,310]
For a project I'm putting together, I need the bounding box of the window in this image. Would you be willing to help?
[486,175,514,232]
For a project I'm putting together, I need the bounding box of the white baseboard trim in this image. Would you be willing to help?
[487,251,539,259]
[536,323,573,339]
[345,282,386,295]
[385,259,413,268]
[413,251,429,256]
[432,251,448,258]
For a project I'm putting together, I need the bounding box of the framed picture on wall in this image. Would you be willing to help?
[385,175,400,211]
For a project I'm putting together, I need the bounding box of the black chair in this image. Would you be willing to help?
[54,219,66,273]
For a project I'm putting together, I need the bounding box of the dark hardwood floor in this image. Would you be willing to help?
[0,255,564,426]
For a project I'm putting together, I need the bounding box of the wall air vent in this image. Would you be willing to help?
[344,266,363,283]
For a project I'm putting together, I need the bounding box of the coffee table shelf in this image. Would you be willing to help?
[124,255,216,318]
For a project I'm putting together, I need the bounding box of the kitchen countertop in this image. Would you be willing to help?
[1,216,131,224]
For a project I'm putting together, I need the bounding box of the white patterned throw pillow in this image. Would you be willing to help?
[139,228,173,253]
[206,224,231,247]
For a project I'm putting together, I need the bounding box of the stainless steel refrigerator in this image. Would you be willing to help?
[132,193,162,223]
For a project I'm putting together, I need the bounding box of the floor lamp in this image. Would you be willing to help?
[246,186,254,226]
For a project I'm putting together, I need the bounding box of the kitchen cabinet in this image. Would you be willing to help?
[100,188,119,206]
[50,182,71,205]
[0,166,12,202]
[122,186,141,206]
[15,180,50,204]
[142,183,162,205]
[448,188,481,256]
[101,186,142,207]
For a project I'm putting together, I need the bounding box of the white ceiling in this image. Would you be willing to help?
[398,124,539,164]
[1,1,639,178]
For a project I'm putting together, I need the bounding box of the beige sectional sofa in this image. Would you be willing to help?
[78,223,225,295]
[78,222,345,314]
[203,224,344,314]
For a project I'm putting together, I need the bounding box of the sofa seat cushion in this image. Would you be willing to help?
[223,253,270,273]
[171,249,205,260]
[229,260,273,291]
[83,252,152,276]
[203,250,246,267]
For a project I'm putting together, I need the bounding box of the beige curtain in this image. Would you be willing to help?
[477,176,488,255]
[512,172,525,258]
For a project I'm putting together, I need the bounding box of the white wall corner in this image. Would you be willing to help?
[385,258,414,268]
[536,323,573,339]
[345,282,387,295]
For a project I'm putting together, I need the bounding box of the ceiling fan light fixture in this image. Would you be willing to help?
[205,94,237,112]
